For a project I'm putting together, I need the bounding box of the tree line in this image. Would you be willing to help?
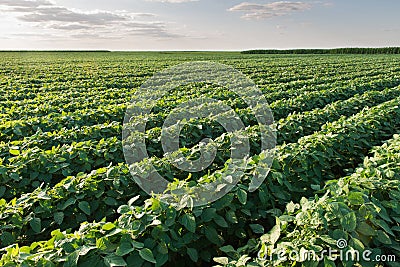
[242,47,400,54]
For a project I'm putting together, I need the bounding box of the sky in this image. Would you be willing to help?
[0,0,399,50]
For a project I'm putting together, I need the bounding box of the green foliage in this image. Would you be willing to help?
[1,52,400,267]
[214,134,400,266]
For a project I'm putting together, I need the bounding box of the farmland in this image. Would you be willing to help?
[0,52,399,266]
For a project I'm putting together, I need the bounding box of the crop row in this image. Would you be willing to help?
[256,67,400,92]
[1,84,399,201]
[2,70,397,123]
[277,85,400,143]
[0,97,399,265]
[214,134,400,266]
[2,83,400,201]
[0,92,131,121]
[2,63,394,105]
[0,122,122,160]
[2,58,392,101]
[3,83,399,162]
[2,57,399,121]
[2,76,399,143]
[0,136,123,201]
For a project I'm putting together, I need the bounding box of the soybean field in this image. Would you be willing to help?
[0,52,399,267]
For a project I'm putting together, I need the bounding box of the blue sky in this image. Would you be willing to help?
[0,0,399,50]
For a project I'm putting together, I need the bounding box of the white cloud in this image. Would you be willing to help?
[0,0,183,39]
[0,0,52,8]
[228,1,312,20]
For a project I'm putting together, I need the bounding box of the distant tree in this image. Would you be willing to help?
[241,47,400,54]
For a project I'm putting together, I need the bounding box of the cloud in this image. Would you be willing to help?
[47,23,92,30]
[18,7,129,25]
[145,0,198,3]
[321,2,333,7]
[0,0,52,8]
[228,1,312,20]
[0,0,183,39]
